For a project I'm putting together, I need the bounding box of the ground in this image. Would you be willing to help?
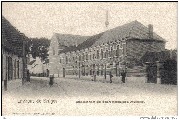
[2,76,177,116]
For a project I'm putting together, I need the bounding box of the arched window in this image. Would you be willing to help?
[116,45,120,57]
[86,53,88,60]
[110,47,113,57]
[101,49,103,59]
[97,50,99,59]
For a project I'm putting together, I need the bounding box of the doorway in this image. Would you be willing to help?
[146,63,157,83]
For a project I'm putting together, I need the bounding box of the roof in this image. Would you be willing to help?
[140,50,171,63]
[59,32,104,53]
[2,16,25,56]
[93,20,165,46]
[56,20,166,54]
[28,60,36,65]
[52,33,90,48]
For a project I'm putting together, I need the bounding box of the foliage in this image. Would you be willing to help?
[28,37,50,61]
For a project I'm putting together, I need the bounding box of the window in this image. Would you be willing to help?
[17,60,19,78]
[79,55,81,61]
[52,47,55,55]
[66,56,68,64]
[89,54,91,60]
[110,47,113,57]
[106,50,108,58]
[97,50,99,59]
[93,54,95,59]
[113,43,116,50]
[14,59,16,78]
[82,53,85,61]
[123,43,126,55]
[76,56,77,60]
[116,45,120,57]
[86,54,88,60]
[101,49,103,59]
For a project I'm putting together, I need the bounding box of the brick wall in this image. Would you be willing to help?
[126,39,165,67]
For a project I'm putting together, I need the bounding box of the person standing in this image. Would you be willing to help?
[27,69,30,82]
[121,70,126,83]
[110,71,113,83]
[91,71,94,81]
[46,69,49,77]
[93,71,96,82]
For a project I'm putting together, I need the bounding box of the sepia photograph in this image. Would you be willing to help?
[1,2,177,116]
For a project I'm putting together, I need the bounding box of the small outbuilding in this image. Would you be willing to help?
[141,50,177,85]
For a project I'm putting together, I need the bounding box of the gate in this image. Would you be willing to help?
[63,68,65,78]
[146,63,157,83]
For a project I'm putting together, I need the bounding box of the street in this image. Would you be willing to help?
[2,76,177,116]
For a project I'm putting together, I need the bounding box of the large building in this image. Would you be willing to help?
[49,20,165,78]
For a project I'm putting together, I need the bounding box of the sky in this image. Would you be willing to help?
[2,2,177,49]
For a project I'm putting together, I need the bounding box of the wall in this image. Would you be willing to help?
[55,40,126,77]
[2,49,23,81]
[126,40,165,67]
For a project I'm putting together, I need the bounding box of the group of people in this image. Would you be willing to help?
[27,69,126,84]
[91,70,127,84]
[110,70,126,83]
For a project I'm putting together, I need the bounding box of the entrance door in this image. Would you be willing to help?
[146,64,157,83]
[8,57,13,80]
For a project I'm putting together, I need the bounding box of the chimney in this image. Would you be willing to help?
[148,24,153,39]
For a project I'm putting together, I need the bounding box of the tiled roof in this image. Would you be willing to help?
[53,33,90,47]
[2,16,24,56]
[54,20,166,54]
[93,20,165,46]
[59,32,104,53]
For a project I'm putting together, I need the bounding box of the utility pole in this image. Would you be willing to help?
[79,62,81,78]
[104,64,106,79]
[22,34,26,85]
[104,10,109,80]
[105,10,109,28]
[122,38,127,72]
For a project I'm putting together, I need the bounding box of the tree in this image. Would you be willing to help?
[28,37,50,62]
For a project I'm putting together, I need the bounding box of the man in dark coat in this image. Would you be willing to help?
[92,71,96,82]
[27,69,30,82]
[110,71,113,83]
[121,70,126,83]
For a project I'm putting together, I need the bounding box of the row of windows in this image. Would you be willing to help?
[60,45,124,64]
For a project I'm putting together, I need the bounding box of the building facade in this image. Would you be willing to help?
[2,49,23,81]
[49,21,165,78]
[2,16,27,82]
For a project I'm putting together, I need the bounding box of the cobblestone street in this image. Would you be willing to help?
[2,76,177,116]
